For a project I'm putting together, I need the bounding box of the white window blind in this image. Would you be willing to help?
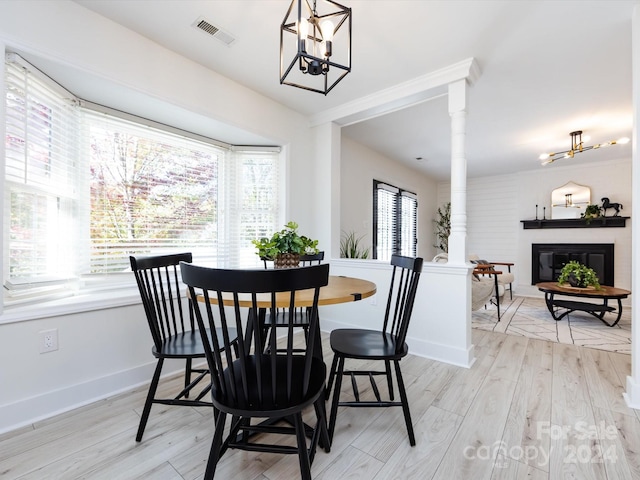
[400,191,417,257]
[85,110,225,274]
[373,180,417,260]
[4,55,80,297]
[3,54,282,306]
[232,150,281,268]
[374,182,398,261]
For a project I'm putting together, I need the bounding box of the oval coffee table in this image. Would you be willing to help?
[536,282,631,327]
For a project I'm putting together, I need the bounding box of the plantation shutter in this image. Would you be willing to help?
[373,180,417,260]
[374,181,398,261]
[400,191,417,256]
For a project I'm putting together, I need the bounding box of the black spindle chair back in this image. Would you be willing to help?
[382,254,423,351]
[132,253,193,353]
[131,253,236,443]
[180,262,331,480]
[326,254,423,447]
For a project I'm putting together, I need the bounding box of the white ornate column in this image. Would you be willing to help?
[447,79,468,265]
[312,59,480,367]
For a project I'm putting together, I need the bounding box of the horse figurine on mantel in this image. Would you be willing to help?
[601,197,623,217]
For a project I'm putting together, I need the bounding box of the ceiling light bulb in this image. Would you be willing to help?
[320,41,328,57]
[618,137,630,144]
[320,19,334,41]
[539,153,550,160]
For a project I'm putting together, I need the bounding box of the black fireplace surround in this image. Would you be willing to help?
[531,243,614,286]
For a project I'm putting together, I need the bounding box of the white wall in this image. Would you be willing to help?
[1,303,154,424]
[0,0,316,433]
[340,136,438,259]
[438,157,632,296]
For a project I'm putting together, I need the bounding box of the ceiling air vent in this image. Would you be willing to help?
[193,17,236,46]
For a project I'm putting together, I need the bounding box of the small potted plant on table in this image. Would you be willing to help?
[557,261,601,290]
[252,221,319,268]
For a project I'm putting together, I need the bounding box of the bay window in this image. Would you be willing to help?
[3,54,282,307]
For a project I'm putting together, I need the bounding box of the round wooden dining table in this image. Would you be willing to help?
[191,274,377,359]
[193,274,376,308]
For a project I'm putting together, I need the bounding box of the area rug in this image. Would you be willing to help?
[472,296,632,354]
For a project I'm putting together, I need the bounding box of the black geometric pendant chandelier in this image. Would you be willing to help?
[280,0,352,95]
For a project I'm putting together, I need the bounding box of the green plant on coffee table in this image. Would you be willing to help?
[340,230,370,259]
[251,221,319,260]
[557,261,601,289]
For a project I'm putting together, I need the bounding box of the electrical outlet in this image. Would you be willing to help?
[39,328,58,353]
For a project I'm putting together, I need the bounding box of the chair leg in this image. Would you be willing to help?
[204,410,227,480]
[394,360,415,446]
[385,360,394,401]
[136,358,164,442]
[313,394,331,453]
[328,355,345,443]
[325,353,339,398]
[184,358,192,398]
[303,324,310,344]
[293,412,312,480]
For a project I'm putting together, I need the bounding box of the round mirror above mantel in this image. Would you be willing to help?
[551,181,590,219]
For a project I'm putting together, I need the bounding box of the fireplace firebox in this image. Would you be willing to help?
[531,243,614,286]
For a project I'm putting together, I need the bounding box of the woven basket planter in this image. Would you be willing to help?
[274,253,300,269]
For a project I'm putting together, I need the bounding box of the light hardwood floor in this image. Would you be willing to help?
[2,328,639,480]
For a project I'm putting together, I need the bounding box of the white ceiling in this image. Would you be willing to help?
[68,0,636,181]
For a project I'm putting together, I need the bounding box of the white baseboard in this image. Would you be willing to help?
[0,361,185,435]
[624,375,640,410]
[408,337,476,368]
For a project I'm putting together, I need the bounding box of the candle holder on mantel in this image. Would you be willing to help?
[535,204,538,220]
[543,207,546,220]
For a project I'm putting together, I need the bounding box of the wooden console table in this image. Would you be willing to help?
[536,282,631,327]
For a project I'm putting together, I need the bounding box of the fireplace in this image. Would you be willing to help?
[531,243,614,286]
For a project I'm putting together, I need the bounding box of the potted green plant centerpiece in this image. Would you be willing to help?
[557,261,601,289]
[252,221,319,268]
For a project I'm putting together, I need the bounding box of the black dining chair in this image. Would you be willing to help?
[263,251,325,350]
[130,253,238,442]
[326,254,423,446]
[181,262,331,480]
